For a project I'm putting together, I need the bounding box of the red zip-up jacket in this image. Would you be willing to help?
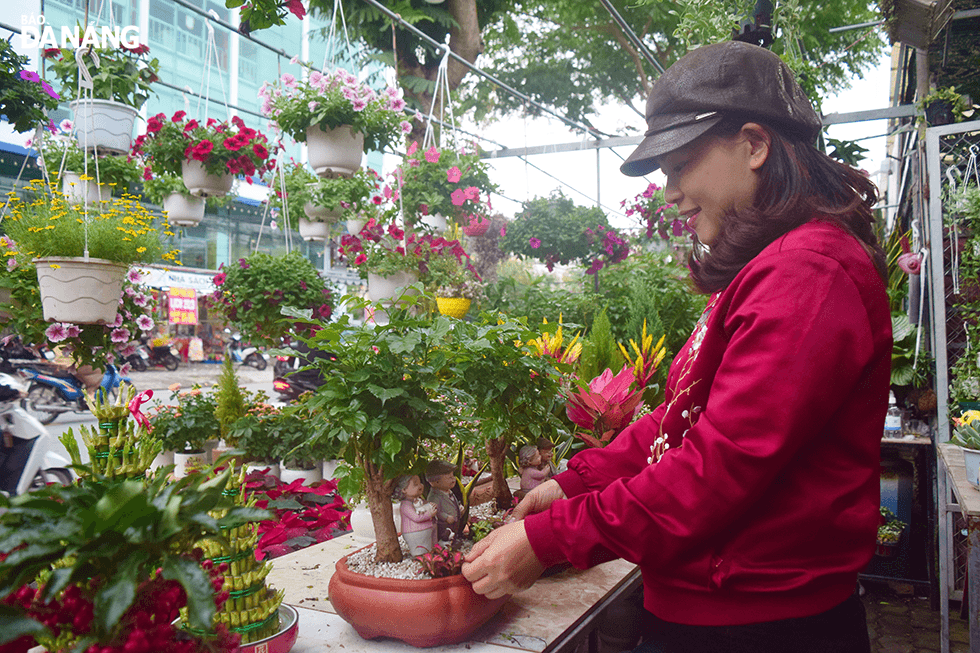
[524,220,892,625]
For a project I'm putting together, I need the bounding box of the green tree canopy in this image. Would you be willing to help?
[500,191,608,269]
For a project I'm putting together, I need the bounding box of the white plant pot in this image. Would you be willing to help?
[150,449,175,472]
[70,98,139,154]
[367,271,419,302]
[174,450,208,478]
[350,501,402,544]
[162,193,206,227]
[346,218,366,235]
[61,171,106,206]
[34,257,127,324]
[306,124,364,176]
[245,462,280,477]
[321,459,342,480]
[298,216,334,242]
[416,212,447,233]
[279,461,323,485]
[181,160,234,198]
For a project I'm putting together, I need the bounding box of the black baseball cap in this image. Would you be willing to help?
[620,41,822,177]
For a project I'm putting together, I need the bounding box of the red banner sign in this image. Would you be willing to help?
[168,287,198,325]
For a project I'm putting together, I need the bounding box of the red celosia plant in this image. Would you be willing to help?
[132,111,276,181]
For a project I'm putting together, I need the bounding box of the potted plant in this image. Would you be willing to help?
[273,408,323,485]
[149,384,220,477]
[425,243,484,319]
[396,141,496,232]
[0,466,266,653]
[43,42,160,153]
[1,178,173,330]
[39,124,142,205]
[227,402,283,477]
[951,409,980,488]
[0,39,60,134]
[133,111,275,197]
[205,251,334,347]
[269,163,380,241]
[918,85,969,126]
[876,507,906,558]
[260,65,409,175]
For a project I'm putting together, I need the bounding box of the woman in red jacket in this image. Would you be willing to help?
[462,41,891,653]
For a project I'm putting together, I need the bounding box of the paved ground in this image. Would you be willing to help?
[130,363,970,652]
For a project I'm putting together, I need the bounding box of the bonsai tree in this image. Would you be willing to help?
[286,297,456,563]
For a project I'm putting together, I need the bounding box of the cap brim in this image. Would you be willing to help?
[619,116,722,177]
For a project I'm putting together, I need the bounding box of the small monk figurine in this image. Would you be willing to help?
[518,444,550,495]
[393,474,437,557]
[425,459,462,542]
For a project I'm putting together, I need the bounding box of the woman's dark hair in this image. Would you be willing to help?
[688,114,886,294]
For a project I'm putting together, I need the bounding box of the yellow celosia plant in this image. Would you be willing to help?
[618,319,667,389]
[526,316,582,365]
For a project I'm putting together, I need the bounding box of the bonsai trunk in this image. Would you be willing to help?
[361,457,400,563]
[486,436,512,511]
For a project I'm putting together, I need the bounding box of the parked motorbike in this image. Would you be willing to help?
[18,364,134,426]
[125,343,179,372]
[0,367,73,497]
[227,333,268,370]
[272,342,335,403]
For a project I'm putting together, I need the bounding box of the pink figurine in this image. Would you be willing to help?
[519,444,550,494]
[394,474,437,557]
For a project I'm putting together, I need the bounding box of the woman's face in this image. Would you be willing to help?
[404,475,424,499]
[661,124,768,246]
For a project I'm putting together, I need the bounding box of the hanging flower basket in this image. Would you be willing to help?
[181,160,234,197]
[162,192,206,227]
[69,99,139,154]
[436,296,471,319]
[298,217,333,242]
[462,216,491,237]
[367,271,419,302]
[61,171,106,206]
[34,256,127,324]
[416,212,447,234]
[306,124,364,177]
[346,217,367,235]
[302,197,343,223]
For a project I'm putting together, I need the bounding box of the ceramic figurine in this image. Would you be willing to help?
[393,474,437,557]
[536,437,559,479]
[519,444,550,494]
[425,459,462,542]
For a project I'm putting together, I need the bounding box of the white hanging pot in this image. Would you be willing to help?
[173,450,208,478]
[306,124,364,176]
[34,256,127,324]
[150,449,175,472]
[298,217,333,242]
[181,160,234,197]
[279,460,323,485]
[346,217,366,235]
[61,171,106,206]
[416,212,447,233]
[162,193,206,227]
[70,99,139,154]
[367,271,419,302]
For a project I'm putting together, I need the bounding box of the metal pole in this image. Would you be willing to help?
[596,0,665,73]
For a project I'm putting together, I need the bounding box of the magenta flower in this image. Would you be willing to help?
[40,81,59,99]
[137,315,154,331]
[451,189,467,206]
[213,272,226,285]
[400,121,412,134]
[111,328,131,343]
[447,166,462,183]
[127,269,142,283]
[118,342,138,357]
[424,147,440,164]
[351,98,368,112]
[65,324,81,338]
[19,70,41,83]
[354,253,367,265]
[898,252,922,275]
[529,237,541,249]
[45,323,68,343]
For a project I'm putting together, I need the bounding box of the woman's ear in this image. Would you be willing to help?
[740,123,771,170]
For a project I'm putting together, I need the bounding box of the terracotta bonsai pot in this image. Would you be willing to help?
[328,544,508,647]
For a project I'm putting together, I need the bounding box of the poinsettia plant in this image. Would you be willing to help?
[133,111,276,180]
[395,141,496,224]
[43,42,159,109]
[261,64,409,152]
[206,251,334,347]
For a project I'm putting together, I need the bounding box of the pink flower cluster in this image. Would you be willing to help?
[258,67,406,117]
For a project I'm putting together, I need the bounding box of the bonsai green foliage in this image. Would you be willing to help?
[500,191,609,271]
[0,467,269,649]
[214,357,248,445]
[149,385,221,453]
[207,252,334,347]
[578,309,623,385]
[0,39,60,133]
[877,507,906,545]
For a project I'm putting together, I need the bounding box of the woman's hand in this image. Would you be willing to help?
[511,479,566,521]
[462,520,545,599]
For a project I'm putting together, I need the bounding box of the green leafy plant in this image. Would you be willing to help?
[260,64,409,152]
[227,0,308,34]
[396,141,496,225]
[0,467,268,652]
[140,171,230,208]
[39,125,142,196]
[338,219,469,280]
[206,251,334,347]
[133,111,275,179]
[149,385,221,453]
[225,402,281,465]
[0,39,60,133]
[270,163,382,230]
[43,41,159,109]
[917,85,970,124]
[877,507,906,545]
[214,357,248,446]
[951,410,980,450]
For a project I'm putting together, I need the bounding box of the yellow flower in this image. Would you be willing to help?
[961,410,980,426]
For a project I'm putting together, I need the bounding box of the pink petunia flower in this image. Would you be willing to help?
[898,252,922,275]
[447,166,461,183]
[399,121,412,134]
[127,269,142,283]
[137,315,154,331]
[529,237,541,249]
[111,328,131,343]
[64,324,81,338]
[407,141,419,156]
[451,189,466,206]
[424,147,440,164]
[45,323,68,343]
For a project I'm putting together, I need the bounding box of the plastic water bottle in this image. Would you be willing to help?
[883,392,903,439]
